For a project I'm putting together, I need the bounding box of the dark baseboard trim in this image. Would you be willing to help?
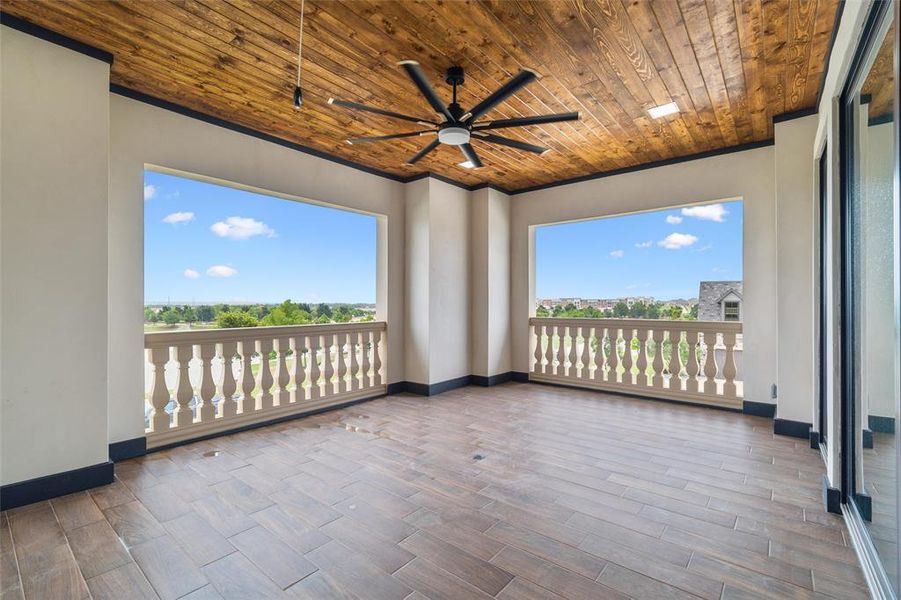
[393,373,523,396]
[471,372,514,387]
[0,12,114,64]
[402,375,473,397]
[743,401,777,418]
[0,461,114,511]
[511,371,529,383]
[386,382,406,395]
[869,415,895,433]
[862,428,874,449]
[809,428,821,450]
[823,476,842,514]
[109,437,147,462]
[855,492,873,522]
[774,418,813,439]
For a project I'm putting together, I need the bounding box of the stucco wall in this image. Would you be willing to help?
[470,188,512,378]
[1,27,111,484]
[775,114,818,424]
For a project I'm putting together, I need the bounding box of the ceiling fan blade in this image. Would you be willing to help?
[459,143,483,168]
[397,61,454,122]
[328,98,435,126]
[474,111,580,131]
[462,69,538,122]
[475,132,548,155]
[405,139,441,165]
[347,130,436,145]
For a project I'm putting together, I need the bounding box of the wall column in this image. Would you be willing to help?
[470,188,512,380]
[403,177,472,388]
[774,114,818,425]
[1,26,112,490]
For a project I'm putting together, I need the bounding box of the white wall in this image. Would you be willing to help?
[510,148,778,408]
[775,115,818,423]
[1,27,111,484]
[470,188,512,378]
[109,95,407,444]
[428,180,471,383]
[404,179,430,384]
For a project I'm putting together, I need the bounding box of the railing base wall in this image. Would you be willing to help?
[0,461,114,511]
[528,373,743,411]
[146,386,386,450]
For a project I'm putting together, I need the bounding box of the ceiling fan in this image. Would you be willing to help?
[327,62,580,168]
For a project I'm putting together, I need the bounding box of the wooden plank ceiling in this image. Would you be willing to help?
[3,0,840,191]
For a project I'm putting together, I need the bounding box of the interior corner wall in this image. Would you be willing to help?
[0,27,111,484]
[470,188,512,378]
[108,94,406,445]
[510,148,778,407]
[774,114,818,424]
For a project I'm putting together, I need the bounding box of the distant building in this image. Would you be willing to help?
[698,281,743,321]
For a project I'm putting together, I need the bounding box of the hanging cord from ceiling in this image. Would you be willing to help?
[293,0,305,109]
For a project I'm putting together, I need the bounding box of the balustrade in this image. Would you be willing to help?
[528,317,742,408]
[144,321,387,447]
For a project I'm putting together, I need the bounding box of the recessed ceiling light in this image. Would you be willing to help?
[648,102,679,119]
[459,160,476,169]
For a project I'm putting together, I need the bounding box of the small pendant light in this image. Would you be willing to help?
[293,0,306,109]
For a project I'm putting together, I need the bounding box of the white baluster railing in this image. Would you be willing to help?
[528,318,743,409]
[144,321,387,447]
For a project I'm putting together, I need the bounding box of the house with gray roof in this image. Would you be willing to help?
[698,281,743,321]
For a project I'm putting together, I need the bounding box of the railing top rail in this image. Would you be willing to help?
[528,316,742,333]
[145,320,387,347]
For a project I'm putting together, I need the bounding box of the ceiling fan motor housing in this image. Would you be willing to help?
[438,126,470,145]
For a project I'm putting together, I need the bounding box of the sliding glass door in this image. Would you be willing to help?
[840,0,899,591]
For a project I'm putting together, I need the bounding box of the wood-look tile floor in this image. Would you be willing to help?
[1,383,869,599]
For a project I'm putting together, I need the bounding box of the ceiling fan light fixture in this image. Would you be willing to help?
[293,85,303,109]
[438,126,471,146]
[648,102,679,119]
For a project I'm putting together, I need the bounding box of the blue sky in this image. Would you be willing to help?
[144,171,376,304]
[536,200,743,300]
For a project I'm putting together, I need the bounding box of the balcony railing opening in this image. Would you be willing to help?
[144,321,386,447]
[529,317,742,409]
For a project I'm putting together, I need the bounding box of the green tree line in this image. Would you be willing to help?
[536,301,698,320]
[145,301,375,329]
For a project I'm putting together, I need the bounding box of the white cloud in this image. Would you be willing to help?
[658,232,699,250]
[210,216,276,240]
[693,244,713,253]
[609,249,624,258]
[206,265,238,278]
[183,268,200,279]
[162,211,195,225]
[666,215,683,224]
[681,203,728,222]
[635,240,653,248]
[144,184,157,201]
